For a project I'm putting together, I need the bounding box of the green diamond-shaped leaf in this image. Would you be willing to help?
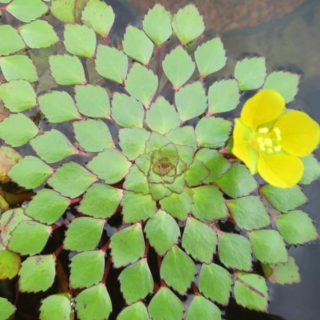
[146,96,180,134]
[195,149,230,183]
[81,0,115,37]
[0,298,15,320]
[50,54,86,86]
[64,217,104,252]
[195,116,231,148]
[261,184,306,212]
[119,259,153,304]
[9,221,51,255]
[110,224,145,268]
[300,155,320,185]
[26,189,70,224]
[186,296,221,320]
[31,130,76,163]
[234,57,266,91]
[76,284,112,320]
[234,272,268,311]
[216,163,257,198]
[87,149,131,184]
[142,4,172,46]
[50,0,78,23]
[160,246,196,294]
[0,146,22,183]
[125,63,158,108]
[7,0,47,22]
[276,210,318,245]
[40,295,72,320]
[145,210,180,256]
[163,46,195,90]
[9,156,53,189]
[172,4,204,45]
[122,191,156,223]
[195,38,226,78]
[0,250,21,280]
[74,119,114,152]
[19,255,55,292]
[39,91,80,123]
[123,26,153,65]
[149,184,172,201]
[250,230,288,264]
[175,81,207,122]
[64,24,96,58]
[70,251,105,288]
[148,287,183,320]
[0,25,25,55]
[123,165,149,194]
[182,217,217,263]
[192,186,228,220]
[185,159,209,187]
[75,84,110,118]
[0,80,36,112]
[160,188,193,220]
[0,55,37,82]
[262,257,300,285]
[111,93,144,128]
[79,183,123,219]
[19,20,59,49]
[208,79,240,114]
[118,302,150,320]
[199,263,232,305]
[227,196,271,230]
[264,71,300,103]
[218,232,252,271]
[95,45,128,84]
[48,162,97,198]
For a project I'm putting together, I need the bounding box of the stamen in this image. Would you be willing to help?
[259,142,266,151]
[264,138,273,147]
[274,145,282,152]
[258,127,269,134]
[274,127,282,141]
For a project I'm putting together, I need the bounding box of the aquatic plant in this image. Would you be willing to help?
[0,1,319,319]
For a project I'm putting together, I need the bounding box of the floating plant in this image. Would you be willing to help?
[0,1,319,320]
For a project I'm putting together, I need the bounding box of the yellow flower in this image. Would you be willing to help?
[232,89,320,188]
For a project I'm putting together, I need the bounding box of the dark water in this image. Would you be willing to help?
[1,0,320,319]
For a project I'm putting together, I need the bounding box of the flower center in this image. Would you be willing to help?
[255,127,282,154]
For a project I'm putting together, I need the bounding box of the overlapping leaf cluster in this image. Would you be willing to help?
[0,1,319,320]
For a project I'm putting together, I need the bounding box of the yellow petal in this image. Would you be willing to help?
[232,119,258,173]
[274,110,320,157]
[241,89,285,130]
[258,153,304,188]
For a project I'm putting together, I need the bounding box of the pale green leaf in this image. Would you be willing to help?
[160,246,196,294]
[195,38,226,77]
[19,255,55,292]
[95,45,128,83]
[186,296,221,320]
[48,162,97,198]
[118,302,150,320]
[185,159,209,187]
[167,126,197,150]
[0,250,21,280]
[64,217,104,252]
[172,4,204,44]
[74,119,114,152]
[208,79,240,114]
[87,149,131,184]
[119,259,153,304]
[0,55,37,82]
[79,183,123,219]
[175,81,207,122]
[0,146,22,183]
[142,4,172,46]
[110,224,145,267]
[234,57,266,91]
[20,20,59,49]
[50,54,86,86]
[299,155,320,185]
[162,46,195,90]
[7,0,47,22]
[0,298,16,320]
[264,71,300,103]
[51,0,77,23]
[123,165,149,194]
[0,25,25,55]
[64,24,96,58]
[40,295,72,320]
[0,80,36,112]
[123,26,153,65]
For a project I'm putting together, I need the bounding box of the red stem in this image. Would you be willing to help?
[51,213,81,230]
[101,240,110,253]
[192,282,200,295]
[101,256,112,284]
[69,197,82,205]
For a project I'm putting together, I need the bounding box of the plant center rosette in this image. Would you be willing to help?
[0,1,319,320]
